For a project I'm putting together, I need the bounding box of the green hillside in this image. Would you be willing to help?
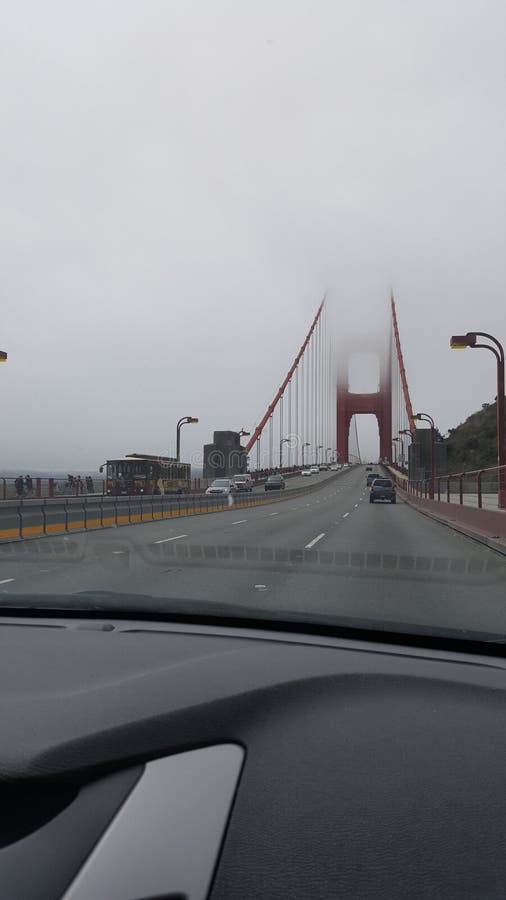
[444,401,499,472]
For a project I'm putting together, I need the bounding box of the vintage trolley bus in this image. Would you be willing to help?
[101,453,191,496]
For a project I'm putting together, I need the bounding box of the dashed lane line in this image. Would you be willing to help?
[232,520,247,525]
[305,533,326,549]
[0,578,15,584]
[154,534,188,544]
[342,513,350,519]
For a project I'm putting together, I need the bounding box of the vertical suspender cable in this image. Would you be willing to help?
[288,380,292,469]
[295,366,299,466]
[269,413,273,471]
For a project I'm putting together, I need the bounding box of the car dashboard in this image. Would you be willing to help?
[2,612,506,899]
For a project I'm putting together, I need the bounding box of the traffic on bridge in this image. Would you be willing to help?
[1,5,505,898]
[1,294,505,631]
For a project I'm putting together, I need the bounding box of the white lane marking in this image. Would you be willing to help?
[269,512,279,517]
[0,578,15,584]
[305,533,326,549]
[254,584,268,591]
[154,534,188,544]
[342,513,350,519]
[305,504,311,507]
[354,504,358,508]
[290,507,299,510]
[232,519,247,525]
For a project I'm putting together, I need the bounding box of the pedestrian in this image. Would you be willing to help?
[86,475,93,493]
[24,475,33,496]
[15,476,24,497]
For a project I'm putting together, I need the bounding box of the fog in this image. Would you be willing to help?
[1,1,504,469]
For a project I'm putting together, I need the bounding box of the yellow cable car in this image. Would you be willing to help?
[102,454,191,496]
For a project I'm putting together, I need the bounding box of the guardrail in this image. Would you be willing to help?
[0,477,107,500]
[389,464,506,511]
[0,470,343,542]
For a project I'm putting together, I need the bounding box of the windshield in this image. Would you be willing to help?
[1,3,505,647]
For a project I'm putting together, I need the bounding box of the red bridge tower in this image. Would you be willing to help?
[336,335,392,463]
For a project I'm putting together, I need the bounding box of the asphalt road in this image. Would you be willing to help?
[0,469,340,539]
[1,465,505,639]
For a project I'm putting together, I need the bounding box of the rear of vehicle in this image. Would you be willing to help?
[232,475,253,492]
[205,479,234,496]
[301,469,312,476]
[265,475,285,491]
[366,472,380,486]
[369,477,396,503]
[309,466,319,475]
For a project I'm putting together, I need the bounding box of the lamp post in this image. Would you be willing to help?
[391,437,401,467]
[176,416,199,462]
[316,445,323,465]
[302,442,310,468]
[325,447,332,464]
[414,413,435,499]
[450,331,505,508]
[399,428,415,477]
[279,437,290,470]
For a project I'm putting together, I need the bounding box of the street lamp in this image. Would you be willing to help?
[414,413,435,499]
[302,442,310,468]
[279,437,290,469]
[325,447,332,464]
[398,429,414,475]
[391,437,401,467]
[450,331,505,508]
[316,445,323,465]
[239,429,250,438]
[176,416,199,462]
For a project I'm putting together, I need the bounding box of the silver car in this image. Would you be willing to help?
[205,478,235,496]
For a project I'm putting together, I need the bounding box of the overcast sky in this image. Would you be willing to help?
[1,0,504,469]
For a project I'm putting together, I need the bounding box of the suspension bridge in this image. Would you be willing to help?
[244,293,414,473]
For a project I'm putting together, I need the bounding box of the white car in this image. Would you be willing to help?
[309,466,319,475]
[301,468,312,476]
[232,474,253,492]
[329,464,338,471]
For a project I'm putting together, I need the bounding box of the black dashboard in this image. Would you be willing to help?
[2,613,506,899]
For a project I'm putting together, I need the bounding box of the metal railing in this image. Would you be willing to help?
[0,477,107,500]
[404,464,506,511]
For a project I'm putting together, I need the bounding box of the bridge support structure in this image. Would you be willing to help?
[336,335,392,463]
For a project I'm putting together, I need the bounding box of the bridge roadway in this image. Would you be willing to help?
[0,466,505,638]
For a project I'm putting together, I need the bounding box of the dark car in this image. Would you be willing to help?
[265,475,285,491]
[369,477,396,503]
[366,465,373,471]
[366,472,380,486]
